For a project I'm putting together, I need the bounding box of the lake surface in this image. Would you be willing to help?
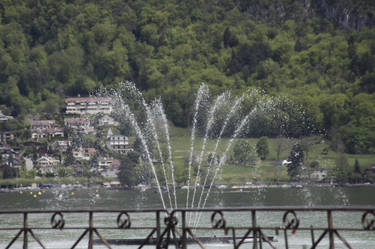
[1,185,374,248]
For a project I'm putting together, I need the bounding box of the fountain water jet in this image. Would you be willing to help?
[188,92,228,223]
[152,98,178,209]
[192,94,245,226]
[186,84,209,209]
[193,107,259,227]
[111,90,167,209]
[96,81,313,212]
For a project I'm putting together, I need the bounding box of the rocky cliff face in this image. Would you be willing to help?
[236,0,375,29]
[311,0,375,29]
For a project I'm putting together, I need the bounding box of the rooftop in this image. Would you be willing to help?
[65,97,112,103]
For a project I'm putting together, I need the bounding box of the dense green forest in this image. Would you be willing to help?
[0,0,375,153]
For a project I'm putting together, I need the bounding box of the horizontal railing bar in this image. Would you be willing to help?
[0,209,168,214]
[173,207,375,212]
[0,226,163,230]
[0,226,370,231]
[189,227,372,231]
[0,206,374,214]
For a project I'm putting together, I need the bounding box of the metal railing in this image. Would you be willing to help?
[0,207,374,249]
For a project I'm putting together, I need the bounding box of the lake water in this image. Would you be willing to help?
[1,185,374,248]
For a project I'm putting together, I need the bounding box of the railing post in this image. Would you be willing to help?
[327,210,334,249]
[181,211,187,249]
[23,212,28,249]
[310,225,315,245]
[88,211,93,249]
[284,228,289,249]
[252,210,258,249]
[156,211,161,242]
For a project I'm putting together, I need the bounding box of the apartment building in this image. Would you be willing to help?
[65,97,112,115]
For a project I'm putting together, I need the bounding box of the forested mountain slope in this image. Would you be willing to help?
[0,0,374,153]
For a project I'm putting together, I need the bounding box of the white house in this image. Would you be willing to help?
[31,130,48,139]
[105,128,132,154]
[30,120,56,129]
[31,128,64,139]
[65,97,112,115]
[29,119,64,140]
[98,156,114,169]
[36,156,60,174]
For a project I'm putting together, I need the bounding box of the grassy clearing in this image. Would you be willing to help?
[167,128,375,184]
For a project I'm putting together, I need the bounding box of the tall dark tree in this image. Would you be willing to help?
[223,27,238,48]
[353,159,361,174]
[2,165,17,179]
[335,152,350,183]
[118,151,140,186]
[256,136,269,160]
[286,144,304,180]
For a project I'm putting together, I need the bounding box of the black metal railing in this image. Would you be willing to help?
[0,207,374,249]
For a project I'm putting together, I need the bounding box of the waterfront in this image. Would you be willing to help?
[0,186,375,248]
[2,185,375,210]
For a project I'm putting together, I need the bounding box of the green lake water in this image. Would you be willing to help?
[0,186,374,248]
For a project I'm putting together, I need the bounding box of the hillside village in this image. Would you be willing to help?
[0,97,134,186]
[1,96,375,187]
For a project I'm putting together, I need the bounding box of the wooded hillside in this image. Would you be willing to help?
[0,0,374,153]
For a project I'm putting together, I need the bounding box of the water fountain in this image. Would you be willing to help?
[96,81,288,215]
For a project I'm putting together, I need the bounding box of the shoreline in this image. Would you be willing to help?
[1,182,374,193]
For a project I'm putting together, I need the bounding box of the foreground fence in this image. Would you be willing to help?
[0,207,374,249]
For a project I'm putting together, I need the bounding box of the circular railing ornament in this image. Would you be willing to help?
[362,210,375,230]
[211,211,226,229]
[51,212,65,229]
[164,215,178,227]
[117,212,131,229]
[282,210,299,230]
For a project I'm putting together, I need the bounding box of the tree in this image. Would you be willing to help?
[256,136,269,160]
[351,159,362,183]
[231,140,258,166]
[353,159,361,174]
[286,144,304,180]
[57,166,73,177]
[223,27,238,48]
[64,147,75,166]
[2,165,17,179]
[335,152,350,183]
[118,151,140,186]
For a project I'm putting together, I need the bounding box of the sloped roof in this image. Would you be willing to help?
[65,97,111,103]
